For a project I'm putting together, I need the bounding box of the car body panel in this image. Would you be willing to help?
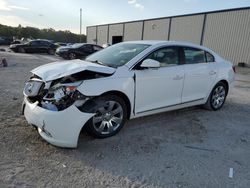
[22,40,235,148]
[55,43,103,59]
[181,62,218,102]
[133,98,206,119]
[31,59,116,81]
[77,66,135,118]
[134,65,185,113]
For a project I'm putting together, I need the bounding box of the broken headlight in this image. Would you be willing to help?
[41,81,87,111]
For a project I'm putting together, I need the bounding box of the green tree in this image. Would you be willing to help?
[0,24,85,43]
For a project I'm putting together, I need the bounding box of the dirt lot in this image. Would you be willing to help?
[0,51,250,188]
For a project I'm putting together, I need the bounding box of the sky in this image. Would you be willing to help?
[0,0,249,34]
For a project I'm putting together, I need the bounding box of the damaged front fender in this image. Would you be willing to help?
[24,98,95,148]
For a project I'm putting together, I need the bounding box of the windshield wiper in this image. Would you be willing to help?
[90,60,105,66]
[88,60,115,68]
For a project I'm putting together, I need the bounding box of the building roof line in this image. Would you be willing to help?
[86,6,250,28]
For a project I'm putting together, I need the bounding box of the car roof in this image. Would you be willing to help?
[31,39,52,42]
[122,40,223,68]
[123,40,200,47]
[122,40,216,54]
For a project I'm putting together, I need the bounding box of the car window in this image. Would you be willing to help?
[206,51,215,62]
[93,45,102,51]
[29,41,40,46]
[184,47,206,64]
[81,44,93,52]
[146,47,179,67]
[40,41,50,46]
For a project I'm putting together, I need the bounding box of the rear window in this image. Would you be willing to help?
[205,52,215,62]
[93,45,103,51]
[184,47,206,64]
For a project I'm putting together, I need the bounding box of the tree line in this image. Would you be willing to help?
[0,24,86,43]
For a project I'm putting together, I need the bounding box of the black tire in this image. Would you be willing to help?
[48,49,55,55]
[85,95,127,138]
[68,52,76,60]
[203,82,228,111]
[18,47,25,53]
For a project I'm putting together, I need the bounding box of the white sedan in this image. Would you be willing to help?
[22,41,235,148]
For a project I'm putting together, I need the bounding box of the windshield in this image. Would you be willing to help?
[86,43,150,68]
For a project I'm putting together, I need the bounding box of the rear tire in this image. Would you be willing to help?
[48,49,55,55]
[203,82,227,110]
[85,95,127,138]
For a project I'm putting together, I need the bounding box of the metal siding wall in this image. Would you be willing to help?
[143,18,170,40]
[108,24,124,44]
[170,15,204,44]
[97,25,108,46]
[124,22,143,41]
[203,9,250,65]
[87,27,97,44]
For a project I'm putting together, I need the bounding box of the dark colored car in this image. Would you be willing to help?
[9,40,57,54]
[0,37,13,45]
[11,40,21,44]
[55,43,103,59]
[55,42,68,47]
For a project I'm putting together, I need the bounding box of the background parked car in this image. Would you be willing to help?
[11,37,33,45]
[102,43,111,48]
[55,43,103,59]
[0,36,13,45]
[54,42,69,47]
[9,39,57,54]
[11,40,22,44]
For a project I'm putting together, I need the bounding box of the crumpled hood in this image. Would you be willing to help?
[31,59,116,81]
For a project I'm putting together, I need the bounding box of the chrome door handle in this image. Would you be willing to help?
[173,75,183,80]
[209,71,217,75]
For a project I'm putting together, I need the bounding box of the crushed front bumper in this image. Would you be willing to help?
[23,98,94,148]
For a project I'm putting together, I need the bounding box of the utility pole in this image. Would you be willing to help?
[80,8,82,43]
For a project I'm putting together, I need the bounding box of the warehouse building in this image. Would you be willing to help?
[87,7,250,65]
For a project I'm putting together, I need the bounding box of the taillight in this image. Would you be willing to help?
[232,66,236,73]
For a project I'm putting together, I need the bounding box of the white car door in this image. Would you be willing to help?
[134,47,185,114]
[181,47,217,102]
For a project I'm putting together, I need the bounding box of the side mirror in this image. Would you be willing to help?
[140,59,160,68]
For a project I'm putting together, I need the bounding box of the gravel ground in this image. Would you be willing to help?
[0,51,250,188]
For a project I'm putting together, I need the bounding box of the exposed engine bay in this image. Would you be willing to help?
[24,70,112,111]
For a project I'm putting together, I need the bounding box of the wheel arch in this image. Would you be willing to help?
[217,79,229,94]
[100,90,132,119]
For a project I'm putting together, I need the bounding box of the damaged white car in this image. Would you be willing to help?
[22,41,235,148]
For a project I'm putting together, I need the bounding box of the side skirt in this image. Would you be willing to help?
[131,98,205,119]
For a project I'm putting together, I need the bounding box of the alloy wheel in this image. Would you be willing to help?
[93,101,123,135]
[211,85,226,109]
[69,53,76,59]
[19,48,25,53]
[48,49,54,55]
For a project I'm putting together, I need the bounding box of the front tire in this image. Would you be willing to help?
[68,52,76,60]
[204,82,227,110]
[85,95,127,138]
[18,47,25,53]
[48,49,55,55]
